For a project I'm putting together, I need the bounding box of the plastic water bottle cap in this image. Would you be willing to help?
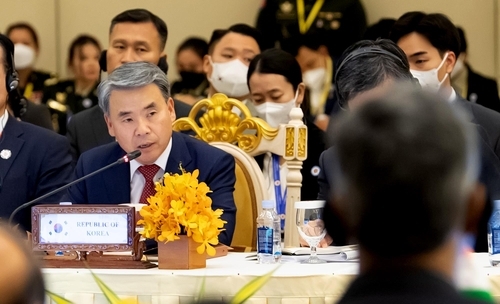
[262,200,275,209]
[494,200,500,210]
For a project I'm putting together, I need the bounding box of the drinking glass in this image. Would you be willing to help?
[295,200,327,264]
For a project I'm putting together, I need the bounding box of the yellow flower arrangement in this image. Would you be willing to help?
[137,168,226,256]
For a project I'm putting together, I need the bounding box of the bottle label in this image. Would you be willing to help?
[257,227,273,254]
[492,228,500,255]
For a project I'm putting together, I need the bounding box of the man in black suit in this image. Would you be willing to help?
[0,35,73,230]
[318,39,500,252]
[67,9,193,163]
[452,27,500,113]
[390,12,500,161]
[330,87,488,304]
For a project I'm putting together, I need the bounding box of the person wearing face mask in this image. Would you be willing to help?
[171,37,209,106]
[248,48,329,247]
[42,34,102,135]
[247,48,326,204]
[284,34,336,131]
[203,24,264,115]
[6,22,57,105]
[390,12,500,163]
[451,27,500,113]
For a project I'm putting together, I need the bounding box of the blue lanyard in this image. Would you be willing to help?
[272,153,287,230]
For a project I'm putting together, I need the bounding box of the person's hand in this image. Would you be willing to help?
[314,114,329,131]
[298,219,332,248]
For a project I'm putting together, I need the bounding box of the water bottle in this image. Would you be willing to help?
[257,200,282,264]
[487,200,500,265]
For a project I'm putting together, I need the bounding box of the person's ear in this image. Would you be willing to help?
[167,97,176,121]
[445,51,456,74]
[104,114,115,137]
[203,54,212,78]
[464,182,486,234]
[296,82,306,106]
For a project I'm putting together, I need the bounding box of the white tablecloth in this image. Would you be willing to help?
[43,253,358,304]
[44,252,500,304]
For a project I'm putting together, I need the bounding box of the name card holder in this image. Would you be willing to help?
[31,205,155,269]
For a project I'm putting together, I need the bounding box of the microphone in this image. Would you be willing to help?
[9,150,141,225]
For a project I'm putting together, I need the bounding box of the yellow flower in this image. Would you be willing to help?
[139,168,225,256]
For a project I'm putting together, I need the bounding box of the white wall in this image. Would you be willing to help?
[0,0,57,74]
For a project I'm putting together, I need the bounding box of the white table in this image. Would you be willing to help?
[44,253,500,304]
[43,253,358,304]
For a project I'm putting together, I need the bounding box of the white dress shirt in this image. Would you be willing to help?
[0,109,8,134]
[129,139,172,204]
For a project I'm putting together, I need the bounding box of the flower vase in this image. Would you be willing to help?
[157,235,206,269]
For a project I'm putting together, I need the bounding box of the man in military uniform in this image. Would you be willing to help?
[256,0,367,59]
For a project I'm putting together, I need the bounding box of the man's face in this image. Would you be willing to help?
[104,84,176,165]
[107,22,163,73]
[203,32,260,77]
[176,48,204,74]
[295,46,326,73]
[397,32,454,82]
[0,48,8,113]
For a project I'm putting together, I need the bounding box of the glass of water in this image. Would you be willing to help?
[295,200,327,264]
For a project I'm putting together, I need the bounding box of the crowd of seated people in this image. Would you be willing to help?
[1,3,500,302]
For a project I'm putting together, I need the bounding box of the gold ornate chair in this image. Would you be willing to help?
[173,93,307,249]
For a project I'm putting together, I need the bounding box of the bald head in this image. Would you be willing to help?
[0,225,44,304]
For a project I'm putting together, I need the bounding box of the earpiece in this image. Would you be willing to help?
[6,50,19,92]
[98,49,169,74]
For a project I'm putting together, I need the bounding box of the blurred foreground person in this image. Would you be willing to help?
[0,223,45,304]
[330,86,489,304]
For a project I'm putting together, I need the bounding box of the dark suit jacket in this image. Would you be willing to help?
[455,95,500,161]
[65,131,237,246]
[19,100,53,131]
[0,116,73,231]
[66,99,195,164]
[338,268,488,304]
[467,66,500,113]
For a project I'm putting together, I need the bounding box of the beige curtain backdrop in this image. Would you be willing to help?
[0,0,498,82]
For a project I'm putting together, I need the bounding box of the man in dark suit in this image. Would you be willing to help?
[330,87,488,304]
[66,62,236,246]
[0,35,73,231]
[452,27,500,113]
[390,12,500,161]
[318,39,500,251]
[67,9,194,163]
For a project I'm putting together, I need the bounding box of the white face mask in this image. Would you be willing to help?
[14,43,36,69]
[303,67,326,91]
[253,92,298,128]
[451,57,465,78]
[209,57,249,98]
[410,53,449,93]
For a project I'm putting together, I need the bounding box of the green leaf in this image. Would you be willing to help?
[196,275,207,303]
[87,268,122,304]
[46,290,74,304]
[230,266,280,304]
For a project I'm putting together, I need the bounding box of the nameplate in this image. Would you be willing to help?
[31,205,135,252]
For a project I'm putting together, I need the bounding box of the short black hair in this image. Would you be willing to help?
[456,26,467,54]
[389,12,460,59]
[5,22,39,49]
[335,39,414,108]
[176,37,208,59]
[281,32,327,57]
[0,34,14,74]
[110,9,168,51]
[332,86,478,258]
[247,48,302,91]
[68,34,101,66]
[363,18,396,40]
[207,24,264,54]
